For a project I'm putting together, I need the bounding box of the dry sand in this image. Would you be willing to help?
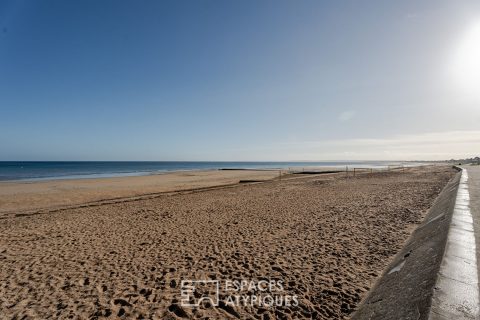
[0,166,455,319]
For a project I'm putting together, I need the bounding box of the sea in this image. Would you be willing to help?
[0,161,418,182]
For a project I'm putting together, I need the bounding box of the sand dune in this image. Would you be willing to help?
[0,166,454,319]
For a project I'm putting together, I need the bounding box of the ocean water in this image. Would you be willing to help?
[0,161,411,182]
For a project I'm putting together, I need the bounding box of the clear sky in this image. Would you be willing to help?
[1,0,479,161]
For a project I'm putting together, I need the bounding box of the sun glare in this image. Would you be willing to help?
[450,21,480,99]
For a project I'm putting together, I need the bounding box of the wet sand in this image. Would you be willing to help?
[0,170,281,216]
[0,166,455,319]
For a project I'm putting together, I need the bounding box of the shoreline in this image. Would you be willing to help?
[0,169,284,215]
[0,165,427,216]
[0,161,427,183]
[0,167,288,183]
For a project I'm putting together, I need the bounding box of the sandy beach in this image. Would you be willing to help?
[0,170,282,216]
[0,166,455,319]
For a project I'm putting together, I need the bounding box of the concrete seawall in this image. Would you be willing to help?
[428,168,479,319]
[353,168,462,320]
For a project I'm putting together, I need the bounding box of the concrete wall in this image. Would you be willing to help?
[352,168,462,320]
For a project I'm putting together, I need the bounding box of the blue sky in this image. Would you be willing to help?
[1,0,480,161]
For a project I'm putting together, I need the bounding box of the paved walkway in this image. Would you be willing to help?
[429,166,480,320]
[467,166,480,320]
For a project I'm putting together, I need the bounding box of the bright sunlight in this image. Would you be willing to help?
[450,20,480,99]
